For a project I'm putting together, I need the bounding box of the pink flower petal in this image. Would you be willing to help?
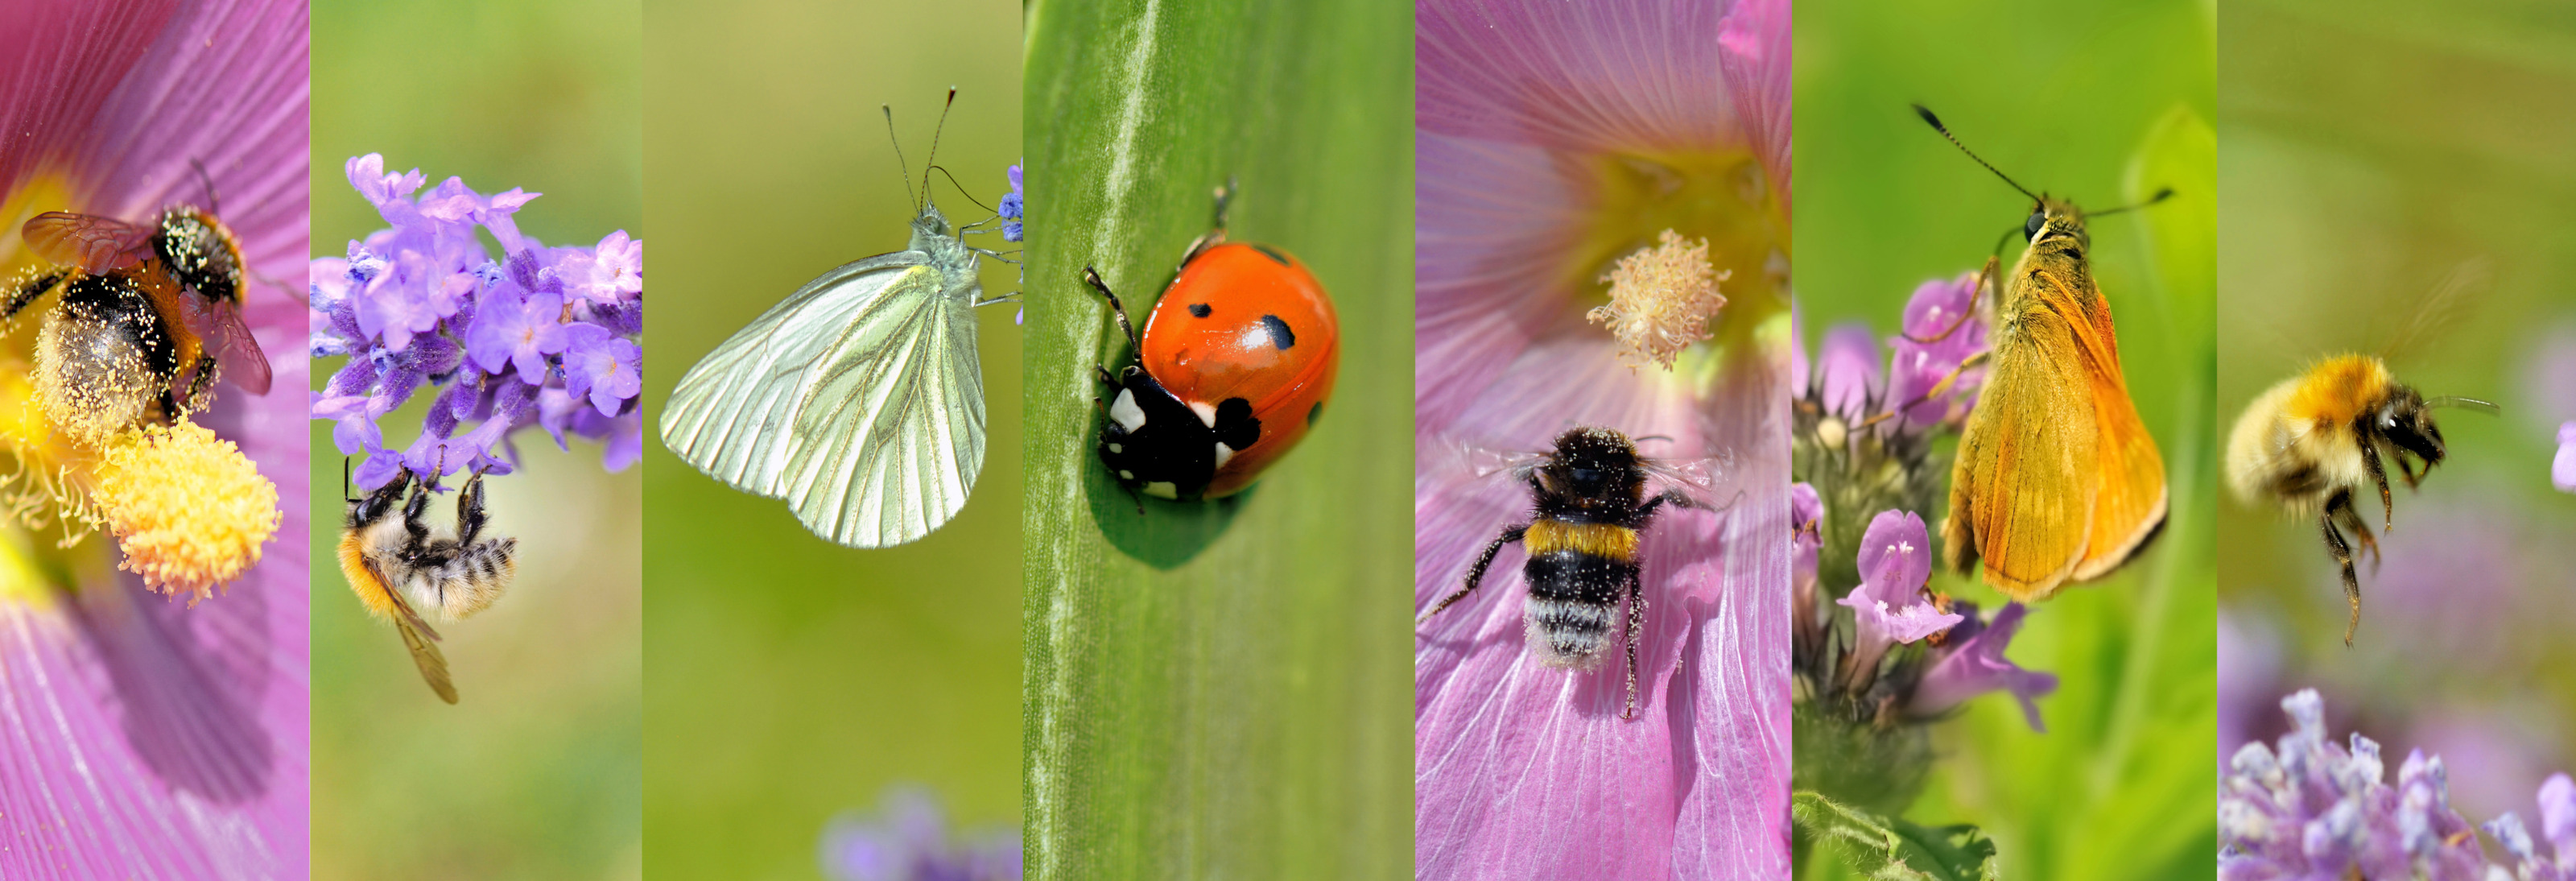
[0,0,308,875]
[1417,0,1772,163]
[1415,130,1590,434]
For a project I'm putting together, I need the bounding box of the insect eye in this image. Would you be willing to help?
[2023,211,2045,241]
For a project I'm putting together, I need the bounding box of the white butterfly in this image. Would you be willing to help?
[661,98,1013,548]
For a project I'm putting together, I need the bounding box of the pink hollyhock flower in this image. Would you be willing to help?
[1413,0,1790,876]
[0,1,308,876]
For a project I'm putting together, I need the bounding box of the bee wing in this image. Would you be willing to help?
[22,211,155,271]
[1945,282,2103,601]
[1641,454,1732,507]
[660,251,986,548]
[1418,437,1546,486]
[365,555,457,704]
[208,298,272,395]
[2380,257,2491,365]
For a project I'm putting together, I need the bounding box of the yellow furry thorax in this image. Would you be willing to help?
[2287,354,2395,430]
[1524,519,1641,562]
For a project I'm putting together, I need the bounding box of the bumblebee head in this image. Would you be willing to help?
[2375,386,2448,466]
[1541,426,1645,502]
[154,207,244,305]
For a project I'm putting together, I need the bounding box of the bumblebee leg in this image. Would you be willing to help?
[176,354,217,416]
[1621,566,1645,720]
[1080,267,1141,354]
[2334,493,2381,573]
[455,469,491,546]
[1,270,65,325]
[2359,440,2395,532]
[2319,491,2362,646]
[401,472,434,545]
[1422,525,1527,624]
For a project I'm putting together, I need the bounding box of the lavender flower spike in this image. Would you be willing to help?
[821,786,1022,881]
[312,155,643,485]
[998,161,1023,242]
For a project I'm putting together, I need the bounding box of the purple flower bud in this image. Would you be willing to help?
[1816,322,1880,420]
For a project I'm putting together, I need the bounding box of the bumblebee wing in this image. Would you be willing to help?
[1643,454,1733,507]
[1943,288,2098,601]
[22,211,154,271]
[773,265,985,547]
[2063,283,2167,581]
[394,613,457,705]
[339,536,458,703]
[203,298,272,395]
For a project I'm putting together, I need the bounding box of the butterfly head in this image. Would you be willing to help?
[2025,197,2089,250]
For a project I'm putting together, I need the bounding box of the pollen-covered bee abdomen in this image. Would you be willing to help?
[1523,549,1633,668]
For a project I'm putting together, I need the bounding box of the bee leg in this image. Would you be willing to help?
[2319,491,2363,646]
[455,469,491,546]
[1080,267,1142,354]
[401,471,435,546]
[0,270,65,325]
[2359,440,2395,532]
[1621,566,1645,721]
[1421,525,1526,625]
[177,354,217,416]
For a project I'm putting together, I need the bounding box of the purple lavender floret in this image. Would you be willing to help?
[821,786,1022,881]
[998,162,1023,242]
[2219,689,2576,880]
[310,154,644,489]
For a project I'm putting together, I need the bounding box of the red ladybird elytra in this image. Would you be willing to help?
[1084,182,1340,503]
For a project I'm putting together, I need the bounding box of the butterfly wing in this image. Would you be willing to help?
[774,267,985,547]
[660,250,988,547]
[23,211,155,271]
[1942,287,2099,601]
[2064,283,2167,581]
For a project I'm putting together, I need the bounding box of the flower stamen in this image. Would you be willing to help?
[1588,229,1728,370]
[85,420,280,603]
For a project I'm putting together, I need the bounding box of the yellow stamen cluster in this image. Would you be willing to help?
[1588,229,1728,370]
[87,420,279,603]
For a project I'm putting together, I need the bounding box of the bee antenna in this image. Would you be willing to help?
[1633,435,1674,444]
[343,457,353,503]
[189,158,221,216]
[1913,105,2041,203]
[926,164,997,215]
[2425,395,2501,416]
[2090,188,2175,217]
[883,105,917,211]
[921,87,957,209]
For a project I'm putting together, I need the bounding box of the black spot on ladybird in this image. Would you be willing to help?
[1261,314,1294,350]
[1307,400,1323,425]
[1250,244,1291,266]
[1188,303,1211,318]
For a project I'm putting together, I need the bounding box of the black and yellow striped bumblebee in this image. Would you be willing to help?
[1420,425,1710,719]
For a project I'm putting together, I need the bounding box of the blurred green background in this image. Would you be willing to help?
[1021,0,1412,878]
[1797,1,2216,877]
[312,0,642,879]
[2217,0,2576,829]
[640,1,1022,879]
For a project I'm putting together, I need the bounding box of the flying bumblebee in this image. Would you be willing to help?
[337,465,519,704]
[1418,426,1710,719]
[2226,354,2493,645]
[8,203,273,445]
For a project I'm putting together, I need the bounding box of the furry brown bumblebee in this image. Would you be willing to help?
[9,205,272,444]
[2226,354,2493,645]
[1419,425,1706,719]
[336,465,519,704]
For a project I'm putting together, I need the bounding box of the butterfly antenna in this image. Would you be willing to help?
[190,157,222,216]
[927,165,997,215]
[1913,105,2040,202]
[2091,188,2175,217]
[884,105,917,211]
[920,86,957,210]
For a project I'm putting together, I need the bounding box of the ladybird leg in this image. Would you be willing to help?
[1176,178,1236,268]
[1,270,66,325]
[1421,525,1527,625]
[1080,266,1141,354]
[2358,438,2395,532]
[2319,490,2362,646]
[1621,566,1645,720]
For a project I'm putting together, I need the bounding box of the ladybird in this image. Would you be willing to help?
[1083,184,1340,503]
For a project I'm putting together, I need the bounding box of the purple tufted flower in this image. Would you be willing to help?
[1835,509,1959,673]
[821,786,1022,881]
[2554,420,2576,492]
[2216,689,2576,880]
[312,155,642,487]
[1910,602,2057,730]
[1815,322,1880,420]
[1887,271,1989,428]
[998,162,1023,242]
